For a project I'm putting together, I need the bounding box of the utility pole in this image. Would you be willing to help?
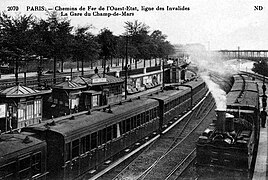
[124,34,128,100]
[15,57,19,85]
[103,57,106,78]
[162,57,166,90]
[53,57,57,84]
[238,46,240,71]
[238,46,240,59]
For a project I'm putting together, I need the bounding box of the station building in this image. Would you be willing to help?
[73,73,124,110]
[0,85,51,133]
[44,80,87,118]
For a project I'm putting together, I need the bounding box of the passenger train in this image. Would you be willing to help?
[0,77,208,180]
[196,74,260,178]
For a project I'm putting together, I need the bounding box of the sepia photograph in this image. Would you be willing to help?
[0,0,268,179]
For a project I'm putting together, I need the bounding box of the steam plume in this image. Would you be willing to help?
[185,45,237,109]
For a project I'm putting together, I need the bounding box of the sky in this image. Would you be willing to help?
[1,0,268,50]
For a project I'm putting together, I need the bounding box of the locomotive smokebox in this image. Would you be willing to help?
[215,109,226,133]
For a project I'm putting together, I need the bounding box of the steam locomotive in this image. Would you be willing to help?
[196,74,260,178]
[0,77,209,180]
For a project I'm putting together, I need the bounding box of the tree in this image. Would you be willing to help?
[0,12,35,83]
[71,26,100,75]
[97,28,116,76]
[124,20,151,68]
[32,11,73,83]
[150,30,175,59]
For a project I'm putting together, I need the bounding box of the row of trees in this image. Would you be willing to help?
[0,11,175,77]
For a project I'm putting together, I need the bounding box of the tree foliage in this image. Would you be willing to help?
[0,12,34,64]
[0,13,175,73]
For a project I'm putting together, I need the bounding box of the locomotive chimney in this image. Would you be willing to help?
[225,113,235,132]
[215,109,226,133]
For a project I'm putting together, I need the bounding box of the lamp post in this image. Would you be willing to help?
[124,33,129,100]
[162,56,169,90]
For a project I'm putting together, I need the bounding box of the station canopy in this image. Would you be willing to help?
[0,85,51,98]
[73,74,124,86]
[53,80,87,90]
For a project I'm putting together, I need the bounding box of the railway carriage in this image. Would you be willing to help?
[0,133,47,180]
[0,75,210,180]
[151,77,207,130]
[23,98,159,179]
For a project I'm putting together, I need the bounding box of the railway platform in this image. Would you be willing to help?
[0,66,109,80]
[253,96,268,180]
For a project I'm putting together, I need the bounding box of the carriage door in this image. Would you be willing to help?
[70,139,80,178]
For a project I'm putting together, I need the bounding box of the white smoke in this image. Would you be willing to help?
[185,45,237,109]
[201,72,227,110]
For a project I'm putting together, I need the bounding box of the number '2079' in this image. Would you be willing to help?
[7,6,19,11]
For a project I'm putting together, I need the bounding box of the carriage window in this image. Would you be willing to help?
[164,104,168,112]
[107,126,112,141]
[66,143,71,161]
[86,135,90,151]
[146,111,150,122]
[0,161,16,178]
[150,109,153,120]
[19,156,31,179]
[113,124,118,138]
[126,118,131,132]
[120,120,126,134]
[72,139,79,159]
[32,152,41,175]
[131,116,136,129]
[81,137,86,154]
[98,128,107,145]
[141,112,145,124]
[137,114,141,126]
[91,132,98,149]
[154,108,158,118]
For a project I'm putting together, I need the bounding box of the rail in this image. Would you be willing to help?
[136,96,215,180]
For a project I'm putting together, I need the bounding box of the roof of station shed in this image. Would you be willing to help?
[73,74,124,86]
[0,85,52,98]
[53,80,87,90]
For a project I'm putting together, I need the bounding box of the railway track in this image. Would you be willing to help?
[103,93,215,180]
[164,149,196,180]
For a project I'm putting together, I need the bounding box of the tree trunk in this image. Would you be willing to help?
[61,58,64,72]
[15,58,19,85]
[144,59,146,67]
[122,57,124,70]
[103,57,106,77]
[81,58,84,76]
[76,59,79,71]
[53,57,57,84]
